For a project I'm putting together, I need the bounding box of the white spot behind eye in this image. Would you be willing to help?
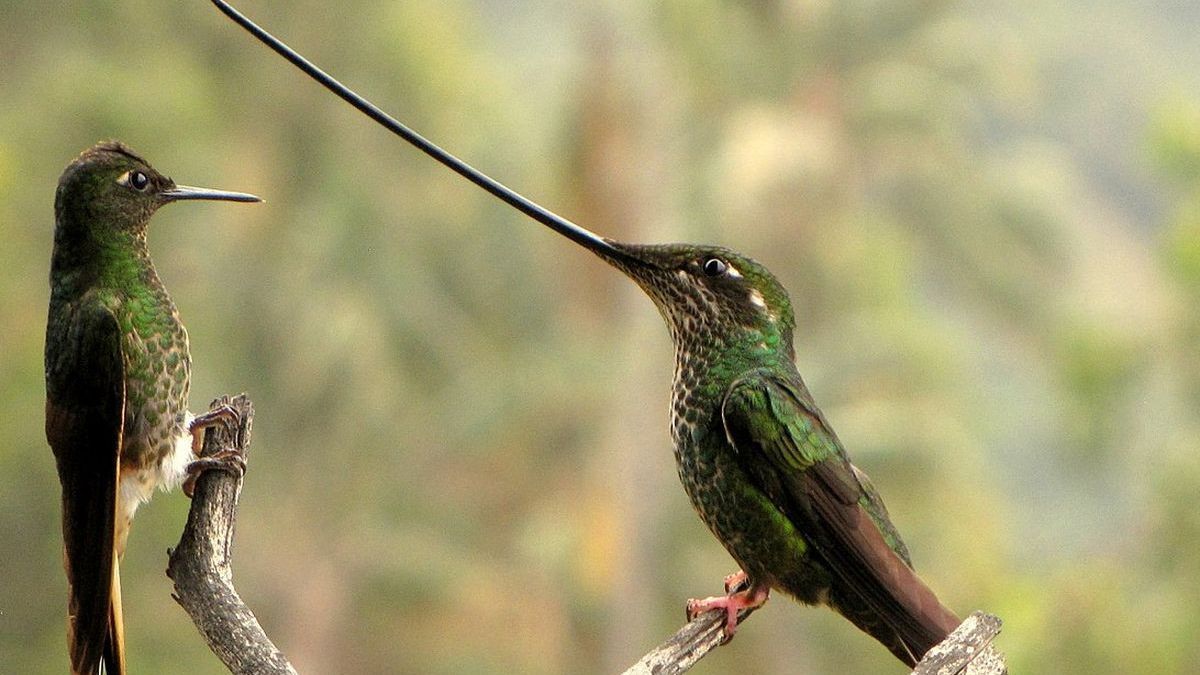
[726,265,743,279]
[116,170,131,187]
[748,288,766,308]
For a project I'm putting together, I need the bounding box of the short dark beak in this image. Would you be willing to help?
[162,185,263,203]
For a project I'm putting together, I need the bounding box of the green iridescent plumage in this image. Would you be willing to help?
[577,242,956,665]
[585,242,961,666]
[45,141,259,675]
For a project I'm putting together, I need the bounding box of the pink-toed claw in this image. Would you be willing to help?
[723,569,749,594]
[685,575,770,642]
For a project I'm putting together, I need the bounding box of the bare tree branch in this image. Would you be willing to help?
[912,611,1006,675]
[166,394,296,675]
[620,590,760,675]
[621,605,1006,675]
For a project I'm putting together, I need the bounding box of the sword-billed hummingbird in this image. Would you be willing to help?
[211,2,962,666]
[45,141,260,674]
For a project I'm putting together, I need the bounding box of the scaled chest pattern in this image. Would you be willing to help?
[107,283,192,474]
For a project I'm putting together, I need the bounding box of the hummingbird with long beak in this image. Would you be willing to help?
[211,1,962,666]
[45,141,260,674]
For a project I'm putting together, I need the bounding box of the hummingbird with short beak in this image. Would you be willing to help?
[212,1,962,666]
[45,141,260,674]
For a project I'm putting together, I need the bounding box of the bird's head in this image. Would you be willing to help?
[578,238,797,360]
[54,141,260,243]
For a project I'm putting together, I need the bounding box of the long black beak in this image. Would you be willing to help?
[209,0,638,264]
[162,185,262,203]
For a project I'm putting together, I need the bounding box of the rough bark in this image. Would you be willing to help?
[912,611,1006,675]
[166,394,296,675]
[621,607,1006,675]
[620,593,760,675]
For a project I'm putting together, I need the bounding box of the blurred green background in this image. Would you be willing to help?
[3,0,1199,672]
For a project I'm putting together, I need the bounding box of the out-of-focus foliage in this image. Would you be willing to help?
[2,0,1198,672]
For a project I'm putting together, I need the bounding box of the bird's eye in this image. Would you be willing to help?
[129,171,150,191]
[702,257,728,277]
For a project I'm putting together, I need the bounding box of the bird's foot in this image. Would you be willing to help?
[182,449,247,498]
[188,404,240,455]
[183,405,245,498]
[723,569,749,593]
[685,578,770,642]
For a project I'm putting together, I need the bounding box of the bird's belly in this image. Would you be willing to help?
[117,409,195,540]
[676,438,833,604]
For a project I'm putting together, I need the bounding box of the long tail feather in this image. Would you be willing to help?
[101,563,126,675]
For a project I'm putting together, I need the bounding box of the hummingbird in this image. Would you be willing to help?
[45,141,260,674]
[212,1,962,666]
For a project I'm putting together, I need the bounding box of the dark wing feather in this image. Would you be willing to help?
[45,299,126,675]
[722,370,958,665]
